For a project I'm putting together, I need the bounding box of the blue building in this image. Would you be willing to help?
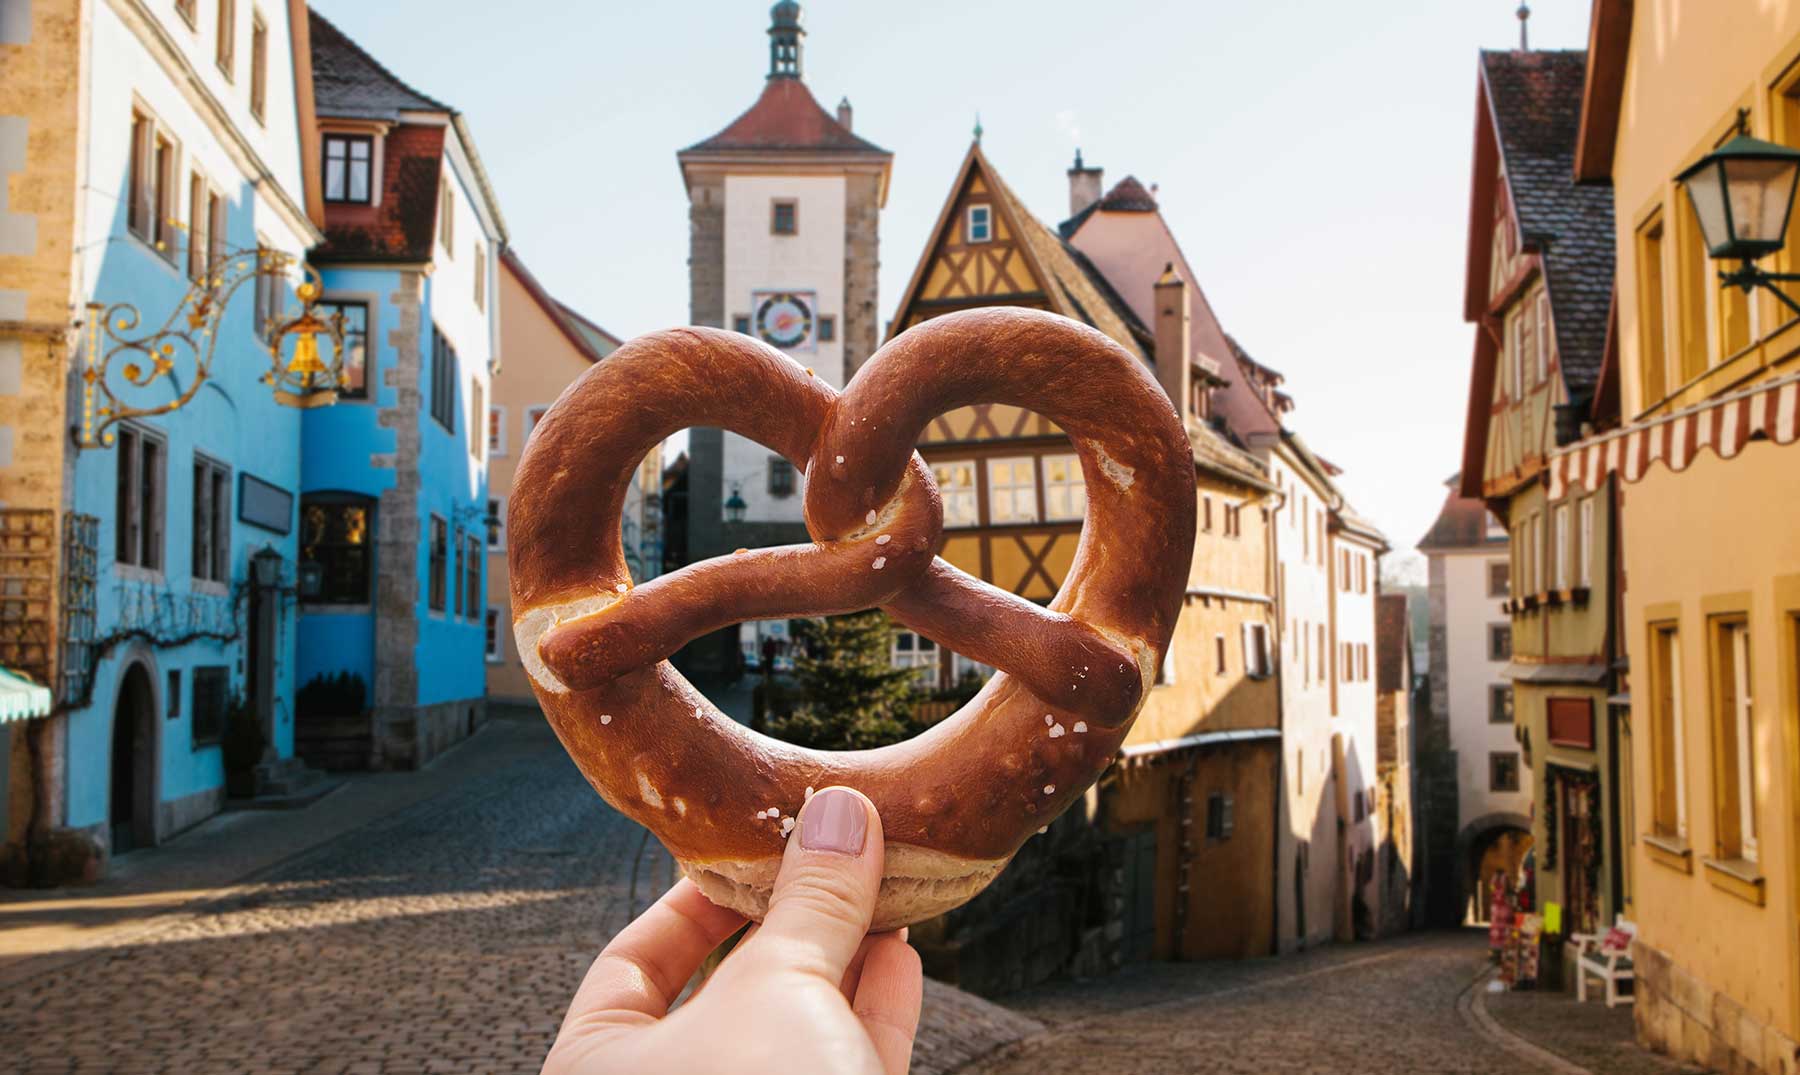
[1,0,328,881]
[295,15,506,770]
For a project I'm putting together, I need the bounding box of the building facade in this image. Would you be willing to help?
[1569,1,1800,1068]
[1,0,325,882]
[1374,590,1418,936]
[294,13,504,770]
[1419,478,1533,923]
[675,2,890,675]
[485,247,638,708]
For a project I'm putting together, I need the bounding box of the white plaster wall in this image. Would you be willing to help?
[1440,548,1533,827]
[428,137,499,497]
[84,3,313,294]
[1333,536,1380,806]
[721,174,845,525]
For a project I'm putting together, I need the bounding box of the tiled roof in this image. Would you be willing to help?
[1481,49,1616,399]
[682,78,889,155]
[556,301,621,359]
[1376,593,1410,692]
[309,12,448,121]
[1098,176,1157,212]
[1417,480,1504,551]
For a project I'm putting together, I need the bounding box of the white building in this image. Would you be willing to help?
[1419,477,1532,920]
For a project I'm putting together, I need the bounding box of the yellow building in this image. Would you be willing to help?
[485,249,650,708]
[1567,1,1800,1068]
[1459,46,1629,948]
[889,141,1281,966]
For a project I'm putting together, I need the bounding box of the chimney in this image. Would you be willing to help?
[1067,148,1103,218]
[1153,263,1191,425]
[836,96,853,131]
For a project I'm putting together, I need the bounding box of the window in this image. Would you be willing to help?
[1674,185,1711,384]
[429,328,457,432]
[986,457,1038,524]
[151,129,177,257]
[452,527,464,617]
[1489,751,1521,792]
[1577,498,1594,589]
[526,406,549,441]
[1042,454,1086,521]
[733,315,751,335]
[299,496,373,604]
[1157,646,1176,686]
[186,173,210,282]
[1488,624,1512,661]
[249,12,267,122]
[1507,306,1524,400]
[468,379,484,459]
[768,457,796,498]
[191,666,229,747]
[439,179,455,254]
[191,454,230,584]
[1711,618,1757,861]
[967,204,991,243]
[473,243,486,311]
[891,630,938,687]
[1649,622,1687,838]
[128,111,151,239]
[1536,290,1552,382]
[464,533,481,620]
[1201,494,1213,533]
[215,0,235,79]
[1488,560,1510,599]
[253,241,280,342]
[316,301,368,399]
[932,460,979,527]
[1490,684,1513,724]
[485,608,503,662]
[322,135,373,204]
[1214,634,1228,675]
[1317,625,1326,683]
[428,514,447,612]
[1205,792,1234,841]
[1225,504,1242,539]
[486,497,505,550]
[1520,296,1538,388]
[1636,212,1669,408]
[818,315,835,342]
[115,424,165,570]
[487,406,506,457]
[207,189,225,278]
[1243,623,1271,679]
[771,199,797,235]
[167,669,181,719]
[1552,503,1570,590]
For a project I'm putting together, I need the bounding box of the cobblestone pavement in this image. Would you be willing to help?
[959,932,1678,1075]
[0,717,1036,1074]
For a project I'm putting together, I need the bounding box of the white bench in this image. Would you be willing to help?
[1570,917,1636,1007]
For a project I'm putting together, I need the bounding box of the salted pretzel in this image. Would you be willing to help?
[508,307,1195,930]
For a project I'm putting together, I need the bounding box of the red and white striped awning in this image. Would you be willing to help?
[1549,370,1800,499]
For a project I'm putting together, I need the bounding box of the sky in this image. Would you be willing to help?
[311,0,1596,568]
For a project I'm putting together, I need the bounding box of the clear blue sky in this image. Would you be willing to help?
[312,0,1595,567]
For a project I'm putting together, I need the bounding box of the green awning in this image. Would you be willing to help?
[0,667,52,724]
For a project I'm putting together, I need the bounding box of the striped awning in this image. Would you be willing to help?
[0,667,52,724]
[1549,370,1800,498]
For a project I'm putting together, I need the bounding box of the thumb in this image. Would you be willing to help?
[738,786,885,984]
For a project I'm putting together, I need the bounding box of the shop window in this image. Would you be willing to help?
[1710,618,1757,861]
[1649,622,1687,839]
[299,495,373,604]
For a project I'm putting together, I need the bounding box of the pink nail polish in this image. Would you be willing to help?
[800,787,867,855]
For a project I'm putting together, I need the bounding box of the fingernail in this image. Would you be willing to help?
[800,787,868,855]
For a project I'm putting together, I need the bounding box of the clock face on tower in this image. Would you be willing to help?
[752,291,816,351]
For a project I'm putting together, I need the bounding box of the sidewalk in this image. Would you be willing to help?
[0,714,551,986]
[1471,965,1702,1075]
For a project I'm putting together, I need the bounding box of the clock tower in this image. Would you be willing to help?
[677,2,892,594]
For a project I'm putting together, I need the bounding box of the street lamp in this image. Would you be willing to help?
[1677,130,1800,316]
[251,545,284,588]
[724,484,748,524]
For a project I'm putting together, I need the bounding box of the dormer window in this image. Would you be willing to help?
[323,134,372,203]
[967,204,991,243]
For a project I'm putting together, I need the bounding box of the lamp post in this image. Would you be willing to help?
[1676,130,1800,317]
[724,484,748,525]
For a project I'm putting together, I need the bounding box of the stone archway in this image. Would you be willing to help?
[1455,812,1532,925]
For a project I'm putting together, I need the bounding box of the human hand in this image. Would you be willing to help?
[543,787,924,1075]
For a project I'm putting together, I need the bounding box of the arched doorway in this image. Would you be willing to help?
[110,663,156,855]
[1456,813,1533,925]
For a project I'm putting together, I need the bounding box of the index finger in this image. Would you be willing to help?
[560,879,746,1032]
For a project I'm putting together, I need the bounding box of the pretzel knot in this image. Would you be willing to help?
[507,307,1196,929]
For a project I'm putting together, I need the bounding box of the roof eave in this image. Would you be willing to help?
[1574,0,1632,182]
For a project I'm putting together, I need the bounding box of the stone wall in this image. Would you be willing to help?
[375,698,485,771]
[1634,939,1800,1075]
[842,171,881,373]
[372,272,423,720]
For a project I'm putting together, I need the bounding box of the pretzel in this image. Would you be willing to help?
[508,307,1195,930]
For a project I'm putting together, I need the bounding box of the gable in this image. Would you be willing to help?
[898,161,1050,330]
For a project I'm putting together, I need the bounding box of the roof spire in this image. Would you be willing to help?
[1516,1,1530,51]
[973,112,983,143]
[768,1,804,80]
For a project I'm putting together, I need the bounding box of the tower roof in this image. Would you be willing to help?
[681,78,888,156]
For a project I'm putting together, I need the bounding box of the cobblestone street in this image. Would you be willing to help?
[0,715,1677,1074]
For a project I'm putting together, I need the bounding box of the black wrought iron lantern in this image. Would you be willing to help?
[1677,134,1800,261]
[724,485,748,524]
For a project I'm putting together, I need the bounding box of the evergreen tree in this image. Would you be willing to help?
[765,611,919,750]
